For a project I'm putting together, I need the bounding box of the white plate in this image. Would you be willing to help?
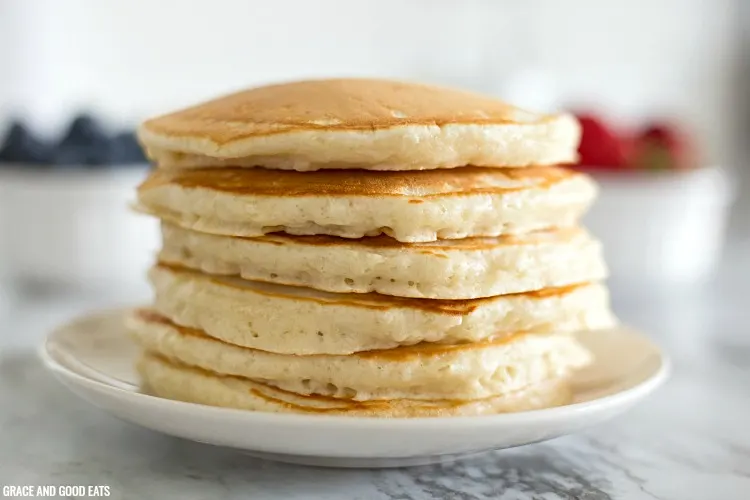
[40,309,669,468]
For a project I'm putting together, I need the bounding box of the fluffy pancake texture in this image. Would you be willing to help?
[138,353,574,417]
[138,78,581,171]
[128,310,592,401]
[132,78,606,417]
[159,224,608,299]
[149,264,615,355]
[137,166,596,242]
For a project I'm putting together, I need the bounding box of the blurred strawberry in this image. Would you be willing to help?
[631,122,695,171]
[576,114,631,169]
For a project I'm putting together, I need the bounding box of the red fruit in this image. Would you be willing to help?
[576,114,630,169]
[641,123,685,150]
[632,121,695,171]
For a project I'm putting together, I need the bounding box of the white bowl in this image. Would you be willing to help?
[0,166,159,292]
[584,166,735,285]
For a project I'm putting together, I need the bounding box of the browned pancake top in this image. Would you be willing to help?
[154,263,590,316]
[139,165,576,197]
[141,78,557,144]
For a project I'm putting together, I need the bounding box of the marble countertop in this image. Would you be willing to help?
[1,244,749,499]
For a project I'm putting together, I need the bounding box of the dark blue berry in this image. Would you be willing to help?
[53,114,110,166]
[107,131,146,165]
[0,121,54,164]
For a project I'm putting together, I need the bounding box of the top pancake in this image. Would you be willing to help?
[138,78,581,171]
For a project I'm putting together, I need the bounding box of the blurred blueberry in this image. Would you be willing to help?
[53,114,110,166]
[107,131,146,165]
[62,114,104,145]
[0,121,54,164]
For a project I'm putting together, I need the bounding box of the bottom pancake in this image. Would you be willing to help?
[138,353,573,417]
[128,310,591,401]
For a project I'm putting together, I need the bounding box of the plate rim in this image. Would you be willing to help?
[40,308,671,429]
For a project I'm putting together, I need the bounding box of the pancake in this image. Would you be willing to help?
[149,264,615,355]
[137,78,581,171]
[138,353,573,417]
[158,224,608,299]
[128,310,592,401]
[136,166,597,242]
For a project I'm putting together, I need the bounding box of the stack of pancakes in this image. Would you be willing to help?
[130,79,615,417]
